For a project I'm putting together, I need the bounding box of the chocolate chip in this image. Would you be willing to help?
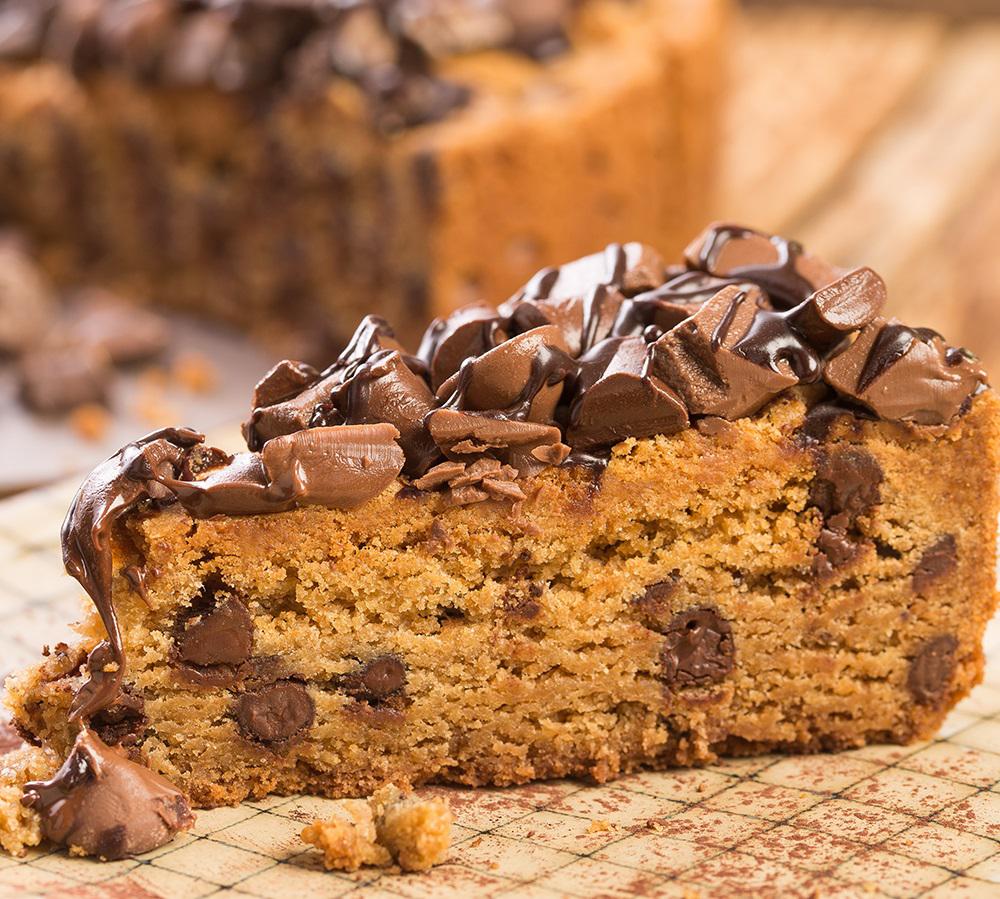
[251,359,319,410]
[235,680,314,745]
[632,579,679,628]
[175,589,253,668]
[912,535,958,595]
[90,690,146,747]
[339,655,407,703]
[502,583,543,621]
[812,528,863,581]
[808,447,883,526]
[907,635,958,706]
[660,608,735,687]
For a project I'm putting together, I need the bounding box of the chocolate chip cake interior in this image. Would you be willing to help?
[4,223,997,859]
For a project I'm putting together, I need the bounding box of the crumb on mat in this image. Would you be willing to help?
[301,784,451,873]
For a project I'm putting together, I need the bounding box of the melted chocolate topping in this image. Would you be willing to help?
[58,223,990,724]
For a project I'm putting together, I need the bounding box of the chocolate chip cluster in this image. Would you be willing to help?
[243,223,988,503]
[0,0,575,131]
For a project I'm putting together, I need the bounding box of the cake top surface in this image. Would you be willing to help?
[0,0,586,131]
[58,221,989,720]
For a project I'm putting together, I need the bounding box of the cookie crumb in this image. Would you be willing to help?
[69,403,111,442]
[302,784,451,873]
[0,745,58,857]
[172,353,217,394]
[587,819,613,833]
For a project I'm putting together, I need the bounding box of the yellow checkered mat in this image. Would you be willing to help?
[0,483,998,898]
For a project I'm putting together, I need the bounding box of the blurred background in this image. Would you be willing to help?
[1,0,999,494]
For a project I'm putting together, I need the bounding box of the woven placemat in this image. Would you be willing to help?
[0,483,998,899]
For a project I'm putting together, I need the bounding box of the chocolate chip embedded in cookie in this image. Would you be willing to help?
[339,656,408,704]
[90,690,146,748]
[235,680,315,746]
[808,447,883,527]
[660,608,735,687]
[912,535,958,595]
[175,591,254,669]
[907,636,959,706]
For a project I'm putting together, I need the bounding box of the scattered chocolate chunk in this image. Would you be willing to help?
[912,535,958,595]
[22,727,194,859]
[653,285,803,419]
[825,318,988,425]
[90,690,146,747]
[435,325,573,424]
[808,446,883,527]
[235,680,315,745]
[339,656,407,704]
[251,359,320,410]
[418,304,507,391]
[907,635,959,706]
[660,607,735,687]
[567,335,687,449]
[684,222,839,307]
[260,424,405,509]
[175,589,254,668]
[17,344,112,414]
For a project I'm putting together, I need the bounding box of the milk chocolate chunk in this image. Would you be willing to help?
[426,408,567,476]
[176,590,253,668]
[340,655,407,703]
[517,242,666,305]
[501,285,626,357]
[684,223,839,307]
[567,335,687,449]
[418,303,507,391]
[22,727,194,859]
[613,271,739,336]
[791,268,886,348]
[334,351,438,475]
[235,680,314,745]
[18,344,112,414]
[660,607,735,687]
[261,424,404,510]
[912,535,958,595]
[652,285,801,419]
[251,359,319,410]
[435,325,574,424]
[907,635,959,706]
[824,318,987,426]
[809,446,883,526]
[813,528,863,581]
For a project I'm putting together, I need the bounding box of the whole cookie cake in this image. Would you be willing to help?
[0,0,727,343]
[2,223,997,860]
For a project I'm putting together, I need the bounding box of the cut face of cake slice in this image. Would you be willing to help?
[6,225,997,823]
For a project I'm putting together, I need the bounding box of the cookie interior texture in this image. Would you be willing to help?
[5,223,997,820]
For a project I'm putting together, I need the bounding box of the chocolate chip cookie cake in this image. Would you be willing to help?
[3,223,997,858]
[0,0,726,344]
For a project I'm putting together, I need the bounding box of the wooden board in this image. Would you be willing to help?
[717,5,1000,372]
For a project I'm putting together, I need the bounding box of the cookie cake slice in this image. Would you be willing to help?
[6,224,997,826]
